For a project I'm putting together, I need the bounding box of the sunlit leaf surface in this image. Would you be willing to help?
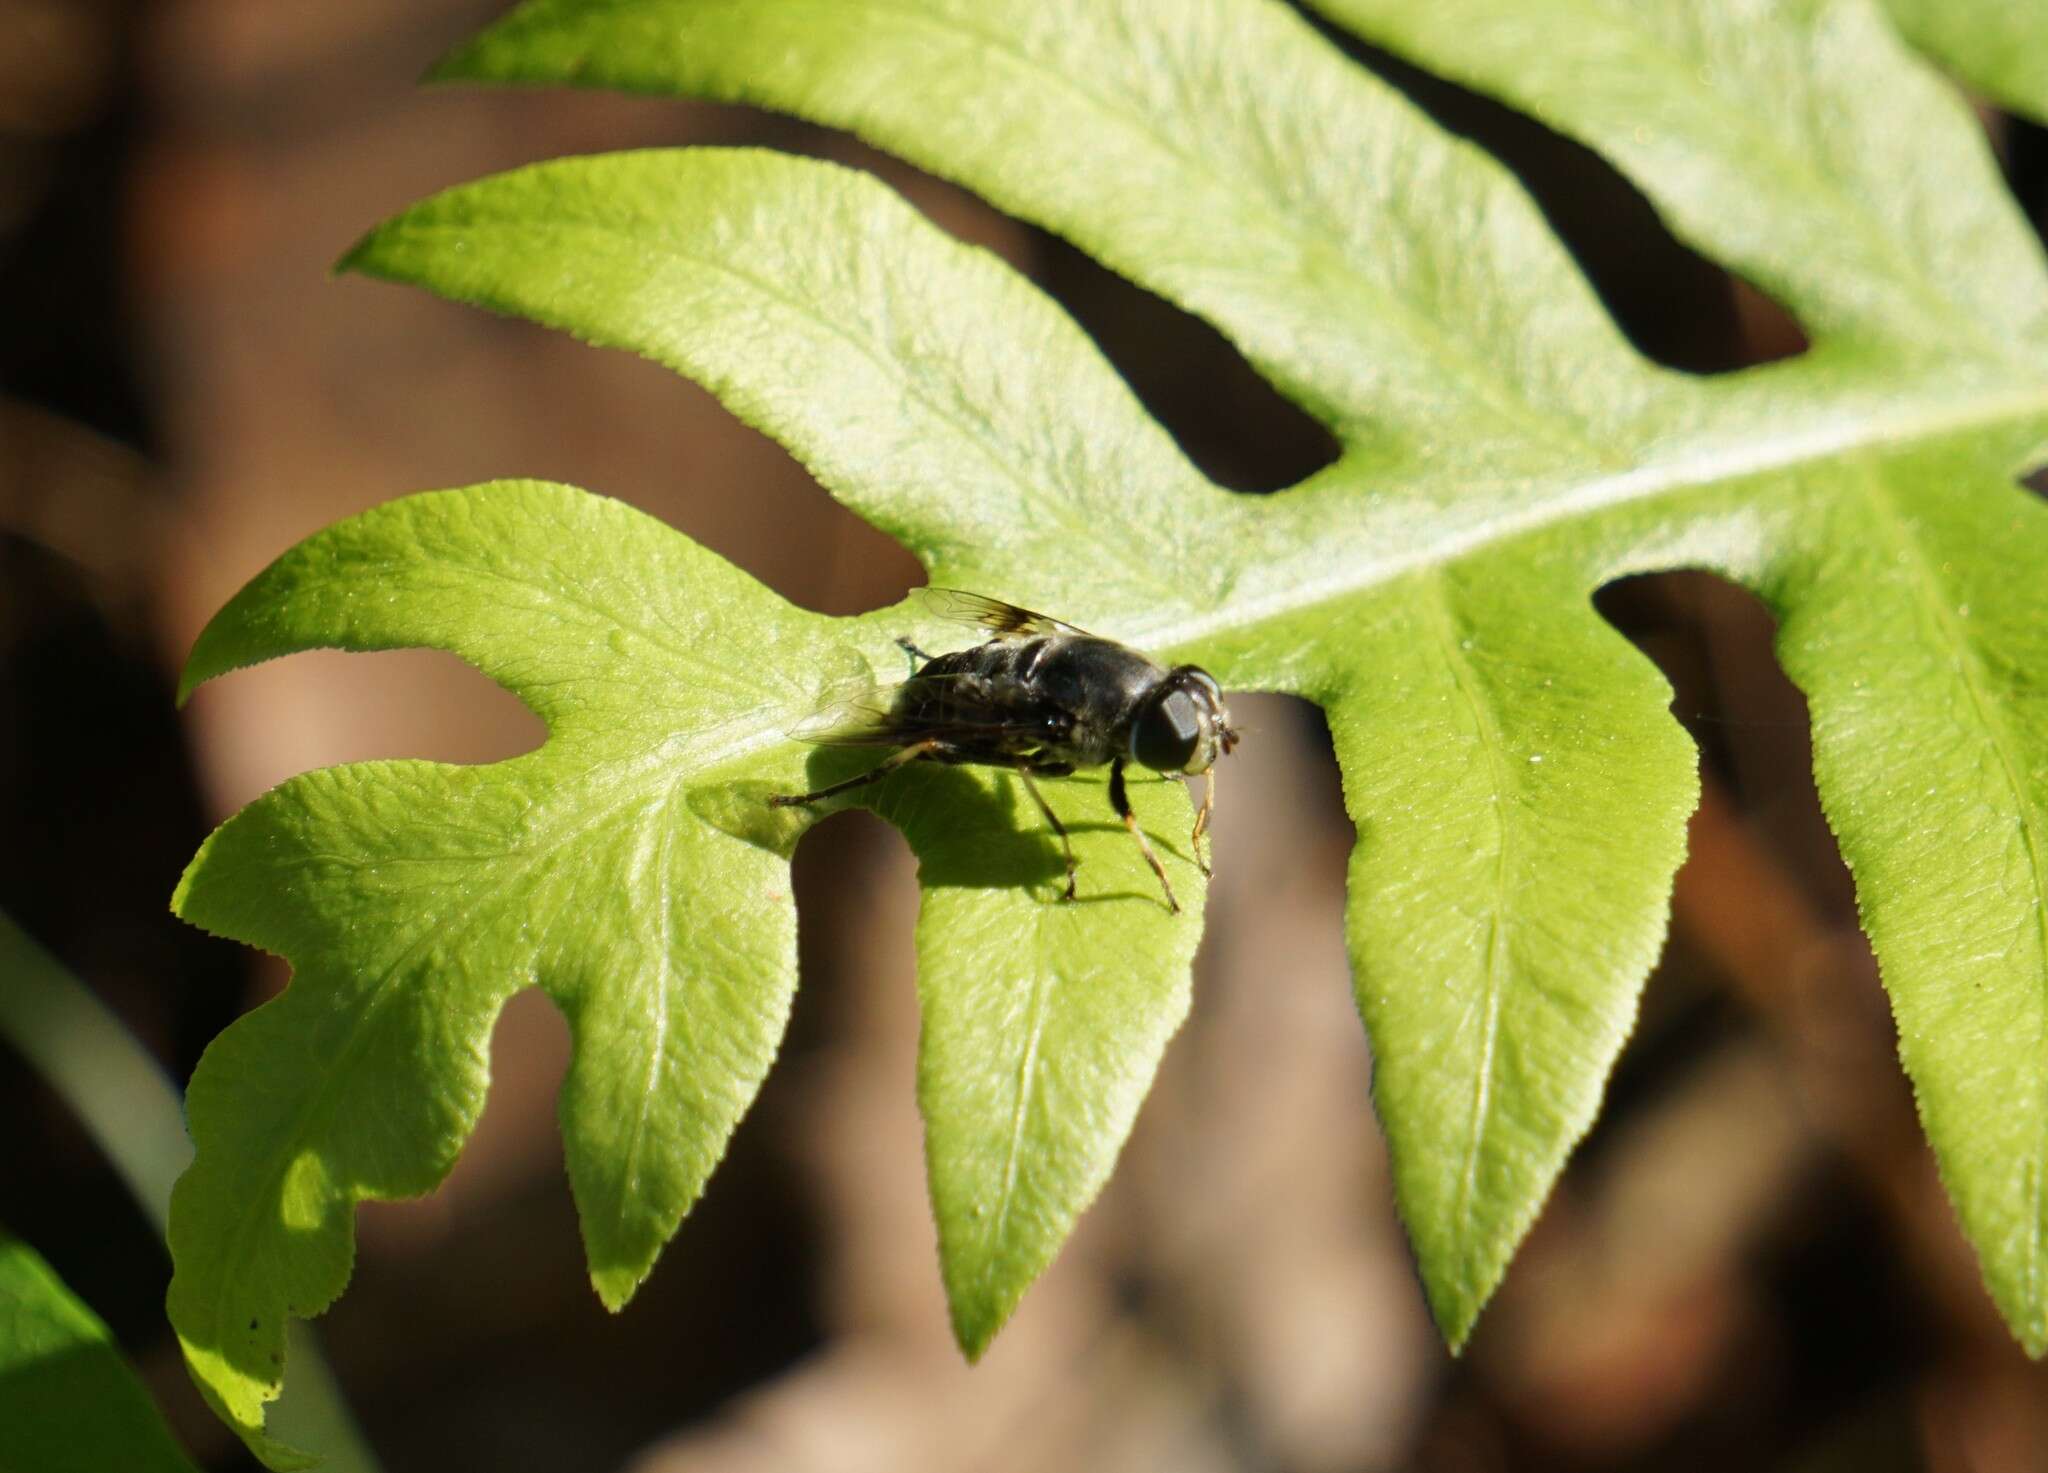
[171,2,2048,1461]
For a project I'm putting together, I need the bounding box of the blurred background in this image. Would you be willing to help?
[6,3,2048,1470]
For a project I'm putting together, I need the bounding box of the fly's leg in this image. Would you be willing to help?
[768,739,939,807]
[1189,769,1216,877]
[894,636,933,676]
[1018,770,1077,901]
[1109,758,1180,914]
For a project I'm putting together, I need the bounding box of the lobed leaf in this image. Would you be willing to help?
[171,1,2048,1459]
[170,477,1205,1458]
[430,0,2048,1346]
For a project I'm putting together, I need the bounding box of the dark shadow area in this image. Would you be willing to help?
[0,532,249,1426]
[1594,569,1854,918]
[814,750,1072,896]
[0,1339,199,1471]
[0,20,150,447]
[1294,8,1812,375]
[847,753,1199,900]
[1032,234,1344,494]
[1997,114,2048,239]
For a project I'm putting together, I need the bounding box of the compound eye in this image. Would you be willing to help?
[1132,689,1201,772]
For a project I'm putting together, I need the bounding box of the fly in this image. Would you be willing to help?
[768,589,1239,913]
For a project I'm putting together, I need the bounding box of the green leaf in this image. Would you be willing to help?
[171,0,2048,1457]
[170,478,1204,1460]
[0,1231,201,1473]
[1879,0,2048,124]
[429,0,2048,1339]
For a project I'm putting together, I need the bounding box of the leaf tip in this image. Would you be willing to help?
[329,229,383,284]
[2000,1290,2048,1359]
[1435,1303,1479,1358]
[177,1333,318,1472]
[943,1277,1022,1364]
[949,1306,1001,1364]
[1421,1264,1495,1358]
[590,1262,648,1315]
[168,855,199,922]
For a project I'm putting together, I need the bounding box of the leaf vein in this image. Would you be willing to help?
[1422,578,1512,1240]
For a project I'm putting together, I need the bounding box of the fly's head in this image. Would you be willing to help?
[1130,666,1237,775]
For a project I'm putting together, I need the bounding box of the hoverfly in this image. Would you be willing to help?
[768,590,1238,912]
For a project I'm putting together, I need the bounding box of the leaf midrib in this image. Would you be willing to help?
[1422,579,1512,1254]
[1146,376,2048,655]
[463,373,2048,805]
[981,962,1051,1292]
[613,774,687,1215]
[190,552,777,714]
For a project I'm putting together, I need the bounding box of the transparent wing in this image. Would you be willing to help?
[787,676,914,746]
[919,587,1095,640]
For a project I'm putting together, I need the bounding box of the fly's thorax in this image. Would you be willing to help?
[1031,637,1167,765]
[1029,637,1162,703]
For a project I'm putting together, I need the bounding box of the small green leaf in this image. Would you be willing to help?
[0,1231,201,1473]
[1319,559,1697,1340]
